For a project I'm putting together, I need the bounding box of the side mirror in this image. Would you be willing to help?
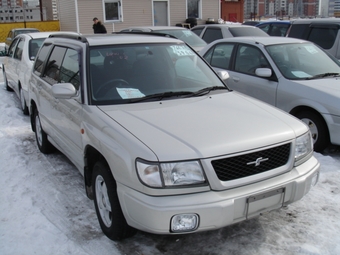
[255,68,272,78]
[217,70,230,80]
[52,83,77,99]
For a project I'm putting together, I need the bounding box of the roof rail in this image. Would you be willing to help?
[112,31,178,40]
[48,33,88,43]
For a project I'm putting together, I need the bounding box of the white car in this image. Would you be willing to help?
[191,24,269,44]
[28,33,319,240]
[2,31,79,114]
[199,36,340,152]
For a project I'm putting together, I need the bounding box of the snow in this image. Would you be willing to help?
[0,56,339,255]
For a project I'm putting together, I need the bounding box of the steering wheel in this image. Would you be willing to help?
[96,79,129,98]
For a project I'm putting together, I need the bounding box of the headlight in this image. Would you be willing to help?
[295,131,313,165]
[136,160,206,188]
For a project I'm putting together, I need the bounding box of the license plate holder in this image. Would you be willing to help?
[246,187,285,219]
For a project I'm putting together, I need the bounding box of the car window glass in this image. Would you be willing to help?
[257,24,270,33]
[270,24,290,36]
[287,24,309,38]
[308,27,337,50]
[202,28,223,43]
[59,49,80,90]
[235,45,269,75]
[34,44,52,75]
[43,46,67,85]
[191,27,204,36]
[13,39,24,60]
[7,38,19,57]
[205,43,234,70]
[29,38,45,60]
[229,27,268,37]
[8,31,12,38]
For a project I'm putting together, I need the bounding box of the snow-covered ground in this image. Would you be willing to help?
[0,57,339,255]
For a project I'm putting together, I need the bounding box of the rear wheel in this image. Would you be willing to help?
[92,161,136,240]
[34,109,54,154]
[295,111,329,152]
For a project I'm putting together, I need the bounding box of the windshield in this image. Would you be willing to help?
[266,42,340,80]
[89,43,226,105]
[155,29,207,48]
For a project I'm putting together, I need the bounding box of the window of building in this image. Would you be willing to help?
[102,0,123,22]
[187,0,201,19]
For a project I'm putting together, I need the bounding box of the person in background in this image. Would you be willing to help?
[92,17,107,34]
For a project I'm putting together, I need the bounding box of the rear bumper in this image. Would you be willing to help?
[117,156,320,234]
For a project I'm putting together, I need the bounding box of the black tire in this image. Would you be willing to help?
[34,109,54,154]
[92,161,136,240]
[2,66,13,92]
[19,87,29,115]
[295,111,330,152]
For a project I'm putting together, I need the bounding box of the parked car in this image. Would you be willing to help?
[120,26,207,52]
[28,33,319,241]
[191,24,269,43]
[256,20,291,36]
[5,28,39,53]
[286,18,340,60]
[242,21,260,26]
[2,31,80,115]
[199,36,340,151]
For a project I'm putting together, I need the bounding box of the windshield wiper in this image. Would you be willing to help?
[305,72,340,80]
[129,91,194,103]
[183,86,229,97]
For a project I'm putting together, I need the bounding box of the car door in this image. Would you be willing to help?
[50,47,83,168]
[5,37,20,91]
[203,42,278,106]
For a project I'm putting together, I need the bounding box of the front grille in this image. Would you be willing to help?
[211,143,291,181]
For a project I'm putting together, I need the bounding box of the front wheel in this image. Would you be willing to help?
[92,161,136,240]
[295,111,329,152]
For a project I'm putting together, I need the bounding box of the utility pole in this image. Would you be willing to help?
[39,0,43,21]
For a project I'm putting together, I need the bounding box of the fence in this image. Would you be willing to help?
[0,20,60,42]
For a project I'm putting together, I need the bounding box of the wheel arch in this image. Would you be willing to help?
[29,100,37,132]
[84,145,108,200]
[290,105,330,143]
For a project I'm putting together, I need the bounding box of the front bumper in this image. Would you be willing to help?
[117,156,320,234]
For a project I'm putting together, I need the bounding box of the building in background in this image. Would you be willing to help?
[0,0,53,22]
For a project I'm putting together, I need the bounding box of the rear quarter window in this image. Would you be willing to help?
[202,28,223,43]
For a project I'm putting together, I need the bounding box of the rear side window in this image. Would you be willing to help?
[203,43,234,70]
[7,37,19,57]
[34,44,52,76]
[308,26,338,50]
[202,28,223,43]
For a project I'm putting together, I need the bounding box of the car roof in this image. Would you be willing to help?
[211,36,309,46]
[257,20,291,25]
[290,18,340,24]
[193,23,246,28]
[10,28,39,32]
[47,33,184,46]
[123,26,189,31]
[17,31,79,39]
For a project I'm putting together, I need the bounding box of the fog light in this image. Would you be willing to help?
[311,171,319,187]
[170,214,199,233]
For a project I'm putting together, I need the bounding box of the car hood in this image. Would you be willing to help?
[98,92,306,161]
